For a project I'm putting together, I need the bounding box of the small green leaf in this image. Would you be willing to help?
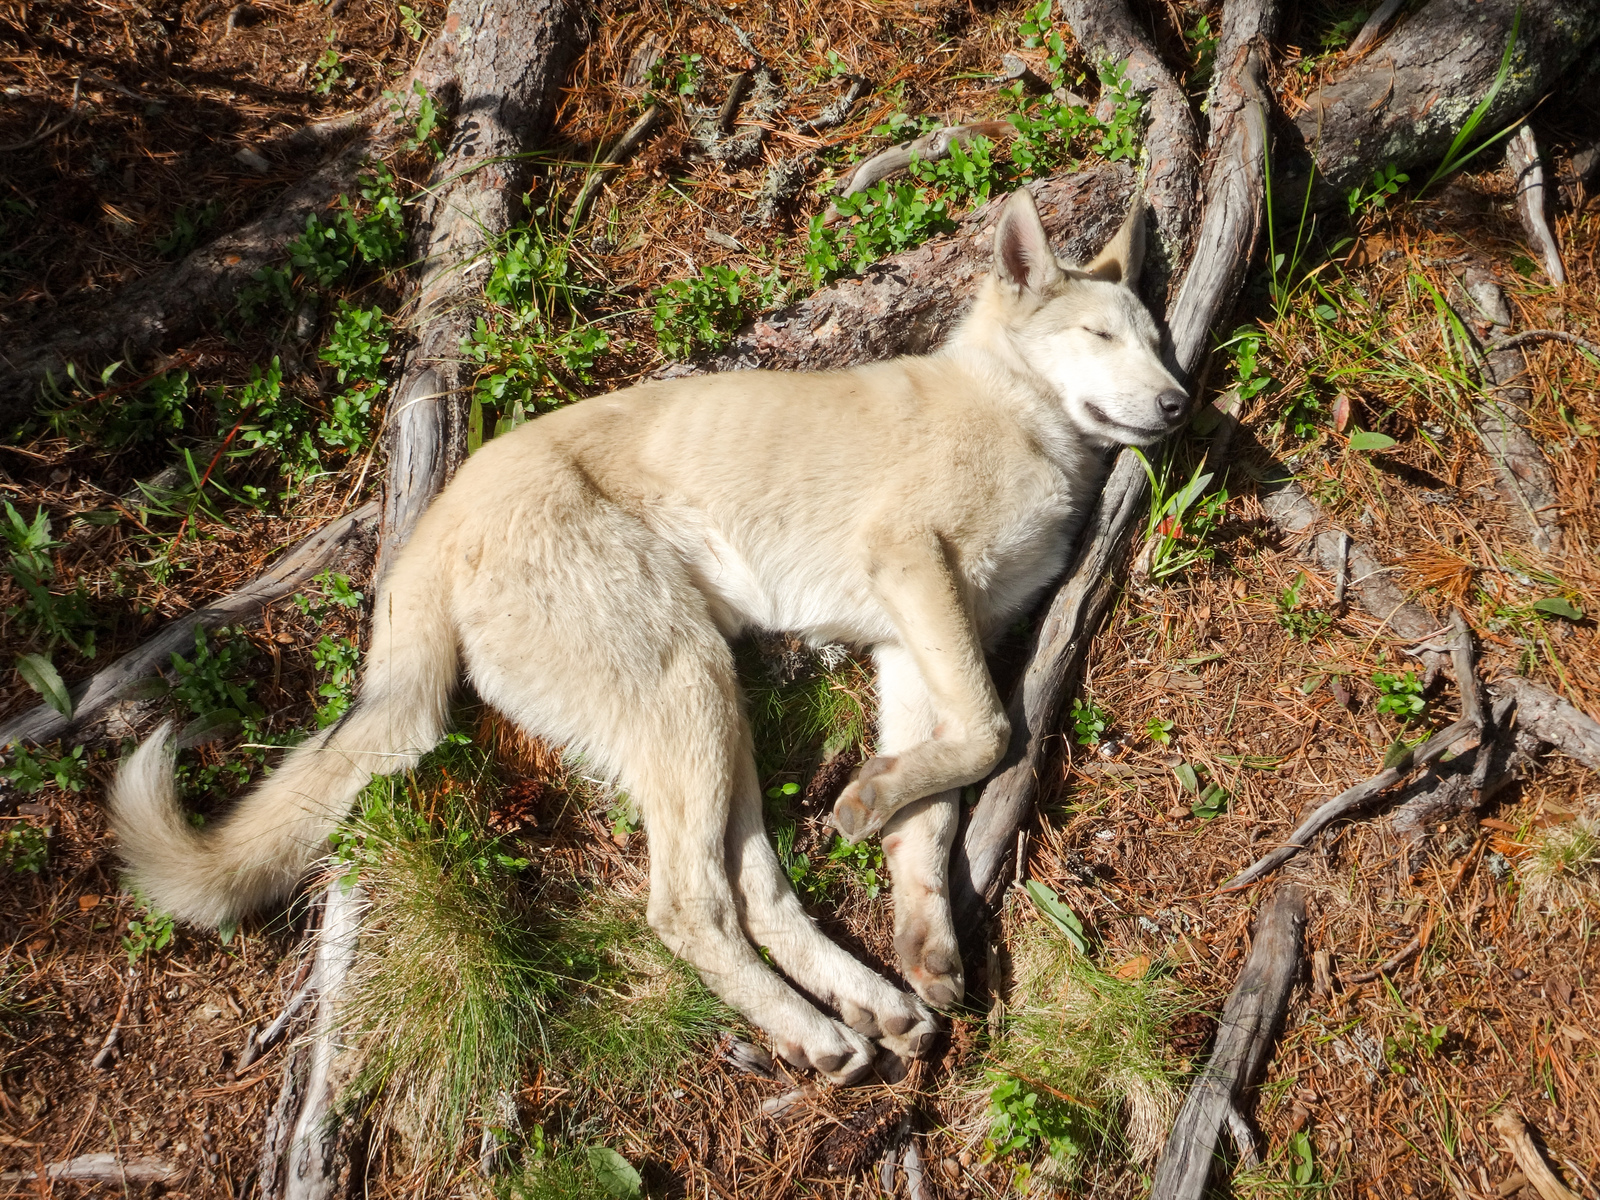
[1173,762,1200,794]
[587,1146,642,1198]
[1347,429,1397,453]
[1531,597,1583,620]
[1382,738,1412,770]
[16,653,72,717]
[177,708,243,748]
[1301,673,1325,694]
[1024,880,1089,953]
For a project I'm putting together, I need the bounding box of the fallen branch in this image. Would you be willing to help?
[1149,884,1307,1198]
[566,103,667,228]
[1488,677,1600,771]
[1507,124,1566,284]
[825,121,1018,219]
[954,0,1280,929]
[1485,328,1600,359]
[0,502,379,749]
[1343,0,1406,57]
[0,1154,182,1186]
[1222,715,1481,892]
[1491,1111,1583,1200]
[1457,263,1565,553]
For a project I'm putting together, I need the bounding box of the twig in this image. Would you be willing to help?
[826,121,1016,219]
[1222,714,1481,891]
[1345,0,1406,56]
[0,78,83,154]
[1332,530,1351,607]
[567,104,667,227]
[0,502,379,748]
[903,1136,929,1200]
[241,982,313,1069]
[90,966,138,1070]
[1341,932,1422,984]
[1449,608,1484,731]
[1491,1111,1582,1200]
[1150,885,1306,1198]
[1484,329,1600,359]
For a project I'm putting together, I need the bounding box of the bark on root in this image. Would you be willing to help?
[1149,885,1307,1197]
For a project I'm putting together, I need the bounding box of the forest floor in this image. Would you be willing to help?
[2,0,1599,1197]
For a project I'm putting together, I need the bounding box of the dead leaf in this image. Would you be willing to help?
[1113,954,1151,980]
[78,894,101,912]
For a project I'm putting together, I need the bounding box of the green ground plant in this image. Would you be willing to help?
[1,743,87,795]
[1276,573,1333,642]
[4,501,98,660]
[652,263,778,360]
[2,823,51,874]
[1133,449,1230,581]
[1371,666,1425,720]
[123,903,175,963]
[983,892,1193,1188]
[1070,696,1109,746]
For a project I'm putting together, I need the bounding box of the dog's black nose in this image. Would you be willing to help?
[1156,388,1188,421]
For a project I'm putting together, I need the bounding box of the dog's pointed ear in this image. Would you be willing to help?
[1083,201,1146,286]
[993,188,1064,296]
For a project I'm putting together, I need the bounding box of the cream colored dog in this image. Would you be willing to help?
[111,188,1186,1082]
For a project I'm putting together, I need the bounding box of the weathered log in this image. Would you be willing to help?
[380,0,588,567]
[1057,0,1202,300]
[1492,1111,1584,1200]
[0,502,379,749]
[1279,0,1600,209]
[1148,884,1306,1198]
[1488,677,1600,771]
[952,0,1281,930]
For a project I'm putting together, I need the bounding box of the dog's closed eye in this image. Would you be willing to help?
[1085,328,1115,341]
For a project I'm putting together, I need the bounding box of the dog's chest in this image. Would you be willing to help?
[962,478,1088,635]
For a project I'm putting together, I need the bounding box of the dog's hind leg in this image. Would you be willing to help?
[723,746,939,1063]
[454,495,874,1084]
[872,644,965,1009]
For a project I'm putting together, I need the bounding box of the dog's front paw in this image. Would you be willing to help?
[831,756,898,843]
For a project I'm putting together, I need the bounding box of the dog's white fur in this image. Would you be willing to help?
[110,189,1185,1082]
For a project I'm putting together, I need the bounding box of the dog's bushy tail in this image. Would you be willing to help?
[110,546,458,927]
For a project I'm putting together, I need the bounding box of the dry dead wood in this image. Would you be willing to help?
[0,1154,183,1186]
[1507,125,1566,284]
[1279,0,1600,209]
[1456,263,1565,554]
[1492,1111,1585,1200]
[1224,715,1481,891]
[1149,884,1307,1197]
[567,103,667,228]
[1057,0,1202,298]
[0,502,379,749]
[1488,677,1600,771]
[953,0,1281,930]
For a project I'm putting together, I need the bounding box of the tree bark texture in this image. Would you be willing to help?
[1280,0,1600,209]
[0,502,379,749]
[1056,0,1201,303]
[952,0,1280,930]
[379,0,588,564]
[1149,885,1307,1198]
[1489,677,1600,772]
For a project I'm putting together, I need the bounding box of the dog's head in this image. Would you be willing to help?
[978,188,1187,446]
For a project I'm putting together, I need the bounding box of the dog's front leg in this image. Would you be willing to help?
[833,529,1009,842]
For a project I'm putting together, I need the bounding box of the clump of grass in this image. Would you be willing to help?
[340,729,729,1182]
[1517,804,1600,924]
[741,644,874,782]
[979,900,1194,1188]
